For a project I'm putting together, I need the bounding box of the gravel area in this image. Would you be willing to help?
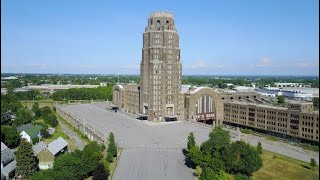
[60,102,319,179]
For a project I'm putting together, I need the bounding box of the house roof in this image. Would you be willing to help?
[1,142,8,152]
[47,137,68,155]
[1,148,14,166]
[24,125,43,139]
[1,160,16,177]
[16,123,34,132]
[32,141,47,155]
[1,172,5,180]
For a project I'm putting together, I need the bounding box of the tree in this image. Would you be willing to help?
[277,95,285,104]
[199,168,219,180]
[187,132,196,151]
[1,125,20,148]
[107,132,117,162]
[44,114,58,127]
[32,102,41,117]
[54,153,86,179]
[15,138,38,178]
[81,142,103,175]
[257,141,262,154]
[39,106,52,118]
[187,146,203,166]
[92,163,109,180]
[40,128,50,138]
[225,141,262,176]
[310,158,317,170]
[14,108,34,126]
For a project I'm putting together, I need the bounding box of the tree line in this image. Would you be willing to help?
[51,86,113,101]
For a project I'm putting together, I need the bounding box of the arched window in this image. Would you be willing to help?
[156,20,161,31]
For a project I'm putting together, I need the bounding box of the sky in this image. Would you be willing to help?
[1,0,319,76]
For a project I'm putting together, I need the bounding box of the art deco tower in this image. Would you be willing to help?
[140,11,183,121]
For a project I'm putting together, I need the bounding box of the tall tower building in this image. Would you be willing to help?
[140,11,183,121]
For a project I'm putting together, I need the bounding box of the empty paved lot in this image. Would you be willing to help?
[60,102,319,180]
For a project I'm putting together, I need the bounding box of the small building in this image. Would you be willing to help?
[1,142,16,180]
[32,137,68,170]
[20,125,43,143]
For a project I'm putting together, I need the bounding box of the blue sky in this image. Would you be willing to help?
[1,0,319,75]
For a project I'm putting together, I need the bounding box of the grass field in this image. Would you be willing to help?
[192,149,318,180]
[40,124,77,151]
[21,100,55,109]
[252,150,319,180]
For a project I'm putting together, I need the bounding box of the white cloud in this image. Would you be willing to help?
[295,61,319,68]
[185,60,224,70]
[256,57,272,67]
[191,60,207,69]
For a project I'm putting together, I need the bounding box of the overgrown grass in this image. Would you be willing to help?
[54,111,91,144]
[252,150,319,180]
[240,128,252,134]
[264,136,278,142]
[295,143,319,152]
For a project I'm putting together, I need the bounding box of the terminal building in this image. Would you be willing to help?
[112,11,319,143]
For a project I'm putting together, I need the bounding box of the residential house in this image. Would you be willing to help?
[20,125,43,143]
[1,142,16,180]
[16,123,34,132]
[32,137,68,169]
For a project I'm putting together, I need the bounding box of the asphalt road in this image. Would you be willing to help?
[60,102,319,180]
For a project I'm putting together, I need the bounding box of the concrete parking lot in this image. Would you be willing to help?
[60,102,319,180]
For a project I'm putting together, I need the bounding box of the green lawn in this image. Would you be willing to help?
[40,124,77,151]
[252,150,319,180]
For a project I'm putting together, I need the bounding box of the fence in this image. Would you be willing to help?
[55,105,105,144]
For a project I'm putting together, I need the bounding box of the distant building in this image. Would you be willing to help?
[32,137,68,169]
[1,142,16,180]
[17,84,103,95]
[224,100,319,143]
[256,87,318,99]
[275,82,311,88]
[234,86,256,92]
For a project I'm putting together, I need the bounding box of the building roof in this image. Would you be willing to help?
[24,125,43,139]
[1,160,16,177]
[47,137,68,155]
[32,141,47,155]
[1,172,5,180]
[1,148,14,166]
[16,123,35,132]
[1,142,8,152]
